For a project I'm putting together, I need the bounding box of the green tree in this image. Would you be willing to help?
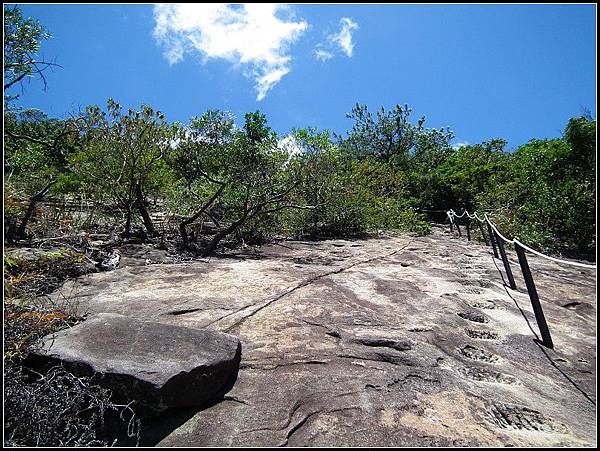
[168,110,314,254]
[340,103,454,170]
[3,6,58,105]
[3,7,73,241]
[481,132,595,257]
[286,127,430,237]
[435,139,509,211]
[564,116,596,179]
[167,110,237,246]
[72,100,175,236]
[4,110,82,240]
[284,128,338,234]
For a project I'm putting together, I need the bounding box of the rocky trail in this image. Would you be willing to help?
[45,225,596,446]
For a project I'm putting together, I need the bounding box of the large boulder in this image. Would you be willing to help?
[29,313,242,415]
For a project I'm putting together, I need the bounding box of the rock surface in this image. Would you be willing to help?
[48,226,597,446]
[31,313,242,415]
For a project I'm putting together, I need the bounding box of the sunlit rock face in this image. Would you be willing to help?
[47,226,596,446]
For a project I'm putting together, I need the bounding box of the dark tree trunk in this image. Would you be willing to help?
[124,207,133,236]
[138,204,155,236]
[179,222,190,245]
[6,218,17,244]
[136,184,156,237]
[203,211,249,256]
[201,183,304,255]
[179,184,225,247]
[16,178,57,239]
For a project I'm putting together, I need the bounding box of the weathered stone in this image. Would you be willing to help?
[44,232,596,446]
[31,313,242,415]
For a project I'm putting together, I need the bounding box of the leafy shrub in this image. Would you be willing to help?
[476,123,596,259]
[396,210,432,236]
[4,247,94,299]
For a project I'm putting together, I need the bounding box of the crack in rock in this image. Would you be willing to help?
[240,360,329,371]
[223,243,413,333]
[167,308,201,316]
[386,373,441,391]
[351,337,412,352]
[298,318,342,339]
[222,395,250,405]
[280,406,362,447]
[336,352,422,367]
[241,399,306,435]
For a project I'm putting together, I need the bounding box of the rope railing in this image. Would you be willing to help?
[449,209,597,269]
[482,213,515,245]
[512,238,597,270]
[446,208,596,350]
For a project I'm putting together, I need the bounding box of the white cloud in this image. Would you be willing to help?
[314,48,333,62]
[452,141,470,150]
[330,17,359,57]
[153,4,308,101]
[277,134,303,166]
[277,134,302,156]
[313,17,359,62]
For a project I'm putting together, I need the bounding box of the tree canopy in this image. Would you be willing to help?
[3,7,595,259]
[4,6,56,104]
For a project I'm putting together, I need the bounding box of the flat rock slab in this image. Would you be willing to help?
[46,229,596,446]
[31,313,242,415]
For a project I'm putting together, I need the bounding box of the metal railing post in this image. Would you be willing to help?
[478,221,489,245]
[514,241,554,349]
[466,218,471,241]
[494,230,516,289]
[487,223,499,259]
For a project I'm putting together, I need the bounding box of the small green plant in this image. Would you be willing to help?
[4,248,92,299]
[397,209,432,236]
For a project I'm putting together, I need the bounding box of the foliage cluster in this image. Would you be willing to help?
[4,247,93,300]
[440,121,596,258]
[5,101,595,257]
[4,6,52,104]
[4,6,595,259]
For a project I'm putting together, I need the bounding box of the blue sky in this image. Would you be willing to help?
[9,3,597,149]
